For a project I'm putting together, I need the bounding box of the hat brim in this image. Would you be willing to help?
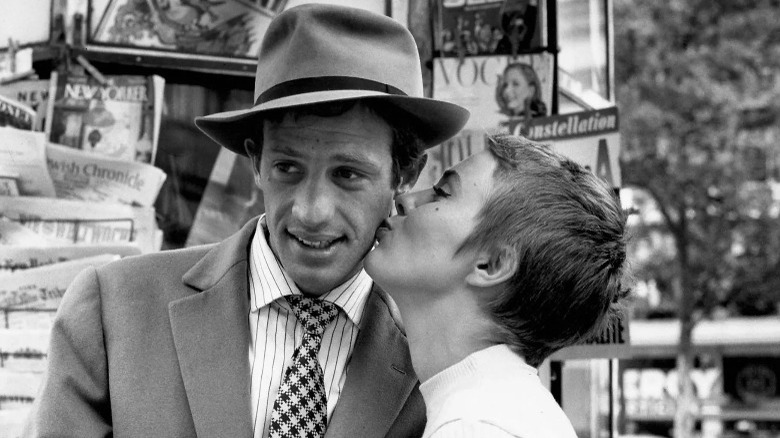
[194,90,469,156]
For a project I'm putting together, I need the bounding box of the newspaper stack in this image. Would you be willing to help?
[0,72,167,422]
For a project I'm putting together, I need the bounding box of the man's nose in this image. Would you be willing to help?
[291,177,335,227]
[394,190,431,216]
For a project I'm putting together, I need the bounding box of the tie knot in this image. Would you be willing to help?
[286,295,339,336]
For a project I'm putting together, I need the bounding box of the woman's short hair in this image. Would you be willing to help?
[459,134,629,367]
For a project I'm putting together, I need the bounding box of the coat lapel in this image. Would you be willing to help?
[169,219,259,438]
[326,286,418,438]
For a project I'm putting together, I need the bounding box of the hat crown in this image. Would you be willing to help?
[254,4,424,103]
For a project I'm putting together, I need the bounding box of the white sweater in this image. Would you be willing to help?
[419,344,578,438]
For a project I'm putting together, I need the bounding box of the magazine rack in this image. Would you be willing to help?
[75,0,288,77]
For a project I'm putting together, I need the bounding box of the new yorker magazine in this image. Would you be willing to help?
[44,72,164,164]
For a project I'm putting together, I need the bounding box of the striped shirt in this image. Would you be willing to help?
[248,217,373,438]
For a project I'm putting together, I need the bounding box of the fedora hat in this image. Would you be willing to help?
[195,3,469,155]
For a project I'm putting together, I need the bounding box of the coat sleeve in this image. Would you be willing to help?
[23,267,112,438]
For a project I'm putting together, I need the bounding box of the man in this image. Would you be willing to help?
[24,4,468,437]
[365,134,629,436]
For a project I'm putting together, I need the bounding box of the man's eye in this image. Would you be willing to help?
[274,162,299,174]
[432,186,451,199]
[334,168,361,180]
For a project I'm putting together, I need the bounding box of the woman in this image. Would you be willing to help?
[496,62,548,119]
[365,134,628,437]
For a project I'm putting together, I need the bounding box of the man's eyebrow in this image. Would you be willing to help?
[267,143,304,158]
[331,151,382,173]
[267,144,382,174]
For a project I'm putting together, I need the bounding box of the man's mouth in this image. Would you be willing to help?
[288,231,343,250]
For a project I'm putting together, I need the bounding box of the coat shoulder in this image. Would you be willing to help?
[97,243,216,280]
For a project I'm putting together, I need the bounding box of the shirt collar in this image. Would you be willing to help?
[248,215,372,327]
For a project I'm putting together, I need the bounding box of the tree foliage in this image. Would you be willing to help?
[615,0,780,318]
[615,2,780,435]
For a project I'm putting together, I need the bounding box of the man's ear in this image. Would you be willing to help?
[244,138,263,187]
[394,154,428,196]
[466,245,517,288]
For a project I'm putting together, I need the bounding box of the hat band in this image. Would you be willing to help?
[256,76,407,105]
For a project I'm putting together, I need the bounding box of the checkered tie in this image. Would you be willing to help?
[269,295,339,438]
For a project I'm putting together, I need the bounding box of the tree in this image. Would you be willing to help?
[614,0,780,436]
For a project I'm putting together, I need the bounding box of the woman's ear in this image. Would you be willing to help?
[466,245,517,288]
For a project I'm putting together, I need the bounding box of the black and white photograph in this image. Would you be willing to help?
[1,1,779,438]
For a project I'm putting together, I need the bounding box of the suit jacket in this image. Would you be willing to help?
[25,218,425,438]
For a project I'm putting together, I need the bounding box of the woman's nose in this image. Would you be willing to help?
[394,190,431,216]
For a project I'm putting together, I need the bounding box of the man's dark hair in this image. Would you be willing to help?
[459,134,629,367]
[244,99,426,187]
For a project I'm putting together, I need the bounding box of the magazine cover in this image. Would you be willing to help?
[434,0,544,57]
[89,0,280,59]
[433,53,553,131]
[44,72,165,164]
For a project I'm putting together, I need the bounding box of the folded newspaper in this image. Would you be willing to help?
[46,142,167,207]
[0,243,142,273]
[0,329,50,372]
[0,254,119,310]
[0,369,41,409]
[2,310,57,331]
[44,72,165,164]
[0,94,35,130]
[0,78,51,131]
[0,217,61,246]
[0,196,160,253]
[0,127,56,197]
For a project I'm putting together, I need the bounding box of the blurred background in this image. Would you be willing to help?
[1,0,779,437]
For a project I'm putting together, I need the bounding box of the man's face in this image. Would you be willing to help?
[365,150,497,297]
[252,104,396,295]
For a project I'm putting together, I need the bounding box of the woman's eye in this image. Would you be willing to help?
[432,185,451,199]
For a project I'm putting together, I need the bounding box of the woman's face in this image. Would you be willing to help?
[365,151,497,298]
[502,67,534,112]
